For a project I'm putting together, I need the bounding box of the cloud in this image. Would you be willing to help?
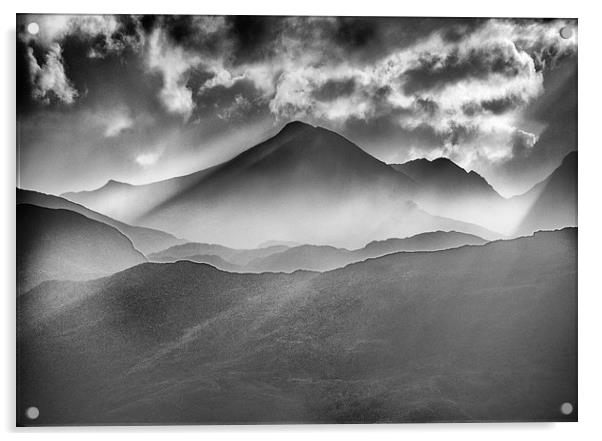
[27,43,77,104]
[103,110,134,137]
[135,151,161,167]
[145,29,199,119]
[20,14,143,56]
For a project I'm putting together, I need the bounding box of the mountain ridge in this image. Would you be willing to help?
[18,227,576,424]
[17,188,185,255]
[17,204,146,293]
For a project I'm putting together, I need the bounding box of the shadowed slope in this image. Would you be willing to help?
[391,157,508,233]
[18,228,576,424]
[17,204,146,293]
[17,188,185,255]
[512,151,577,235]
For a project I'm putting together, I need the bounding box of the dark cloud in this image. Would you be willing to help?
[58,34,165,115]
[158,15,226,57]
[481,95,525,114]
[342,114,445,157]
[311,78,357,101]
[193,78,270,122]
[461,95,525,116]
[16,39,35,114]
[447,121,480,146]
[327,17,485,63]
[414,97,439,116]
[403,47,525,95]
[226,16,285,65]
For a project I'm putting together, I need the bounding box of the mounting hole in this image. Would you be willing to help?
[27,22,39,35]
[560,402,573,415]
[25,406,39,420]
[559,26,573,39]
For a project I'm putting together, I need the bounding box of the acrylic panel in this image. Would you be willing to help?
[16,14,577,425]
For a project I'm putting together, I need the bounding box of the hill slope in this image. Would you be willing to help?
[18,228,576,424]
[391,157,508,233]
[247,230,487,273]
[512,151,577,235]
[148,243,290,266]
[17,188,185,255]
[17,204,146,293]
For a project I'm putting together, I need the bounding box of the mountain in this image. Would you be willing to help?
[247,231,487,273]
[257,240,302,248]
[360,230,487,256]
[511,151,577,236]
[392,157,500,199]
[149,243,290,266]
[61,121,498,248]
[17,204,146,293]
[170,254,242,272]
[391,157,508,233]
[17,188,185,255]
[17,228,576,424]
[247,245,354,273]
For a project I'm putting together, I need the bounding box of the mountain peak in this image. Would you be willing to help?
[277,120,316,136]
[430,157,463,171]
[562,150,577,166]
[104,179,131,187]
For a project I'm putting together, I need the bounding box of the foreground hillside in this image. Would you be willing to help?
[18,228,577,424]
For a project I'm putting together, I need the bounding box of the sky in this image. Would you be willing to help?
[17,15,577,197]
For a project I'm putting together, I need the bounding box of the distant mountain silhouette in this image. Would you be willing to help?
[511,151,577,235]
[392,157,500,200]
[391,157,508,233]
[62,121,498,247]
[149,243,290,266]
[247,230,487,273]
[17,204,146,293]
[248,245,354,272]
[18,228,576,424]
[360,230,487,256]
[171,254,242,272]
[257,240,302,248]
[17,188,185,255]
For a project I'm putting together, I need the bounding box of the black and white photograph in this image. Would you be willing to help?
[15,13,577,425]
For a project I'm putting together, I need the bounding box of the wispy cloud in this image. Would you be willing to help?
[26,43,77,104]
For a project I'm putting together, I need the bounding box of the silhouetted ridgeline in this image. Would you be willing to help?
[17,188,185,255]
[17,204,146,293]
[18,228,577,424]
[61,121,499,247]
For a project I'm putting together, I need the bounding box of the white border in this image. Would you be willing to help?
[3,1,601,440]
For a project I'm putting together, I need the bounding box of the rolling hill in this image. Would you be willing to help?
[148,243,290,266]
[17,204,146,293]
[18,228,576,424]
[246,230,487,273]
[17,188,185,255]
